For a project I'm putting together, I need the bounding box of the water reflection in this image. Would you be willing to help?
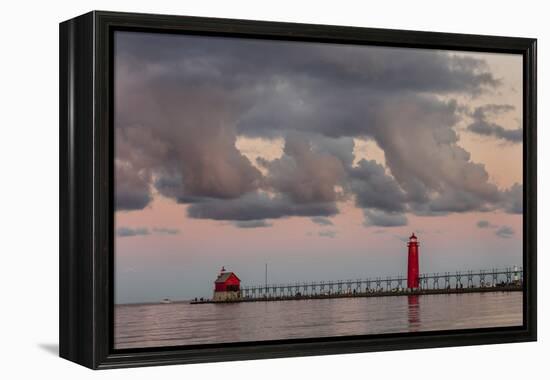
[407,295,420,331]
[115,292,522,349]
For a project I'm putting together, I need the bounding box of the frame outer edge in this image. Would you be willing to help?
[93,9,113,368]
[59,11,96,369]
[526,38,537,340]
[58,10,538,369]
[59,16,73,363]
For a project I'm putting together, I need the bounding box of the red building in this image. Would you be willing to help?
[407,233,420,289]
[213,267,241,301]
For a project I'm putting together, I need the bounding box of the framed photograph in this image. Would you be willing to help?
[59,11,537,369]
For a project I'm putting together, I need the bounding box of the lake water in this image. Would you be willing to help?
[114,291,522,349]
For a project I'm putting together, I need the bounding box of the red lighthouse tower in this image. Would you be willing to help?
[407,233,420,289]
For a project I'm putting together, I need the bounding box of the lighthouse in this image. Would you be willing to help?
[407,233,420,289]
[213,266,241,302]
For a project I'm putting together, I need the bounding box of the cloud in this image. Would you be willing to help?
[232,220,273,228]
[477,220,493,228]
[259,133,346,204]
[370,98,505,216]
[477,220,490,228]
[350,159,406,213]
[311,216,334,226]
[477,220,502,230]
[495,226,515,238]
[114,32,519,223]
[152,227,180,235]
[117,226,181,237]
[468,121,522,143]
[115,43,263,210]
[424,188,494,215]
[363,209,408,227]
[115,161,152,211]
[116,227,150,237]
[467,104,522,143]
[318,230,337,238]
[187,192,338,221]
[500,183,523,214]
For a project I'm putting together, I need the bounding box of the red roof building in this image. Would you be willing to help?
[213,267,241,301]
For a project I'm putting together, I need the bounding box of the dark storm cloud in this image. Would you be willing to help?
[311,216,334,226]
[116,32,498,96]
[114,31,519,223]
[467,104,522,143]
[495,226,515,238]
[232,220,273,229]
[116,227,150,237]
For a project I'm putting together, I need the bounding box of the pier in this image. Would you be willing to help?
[190,234,522,305]
[190,267,523,304]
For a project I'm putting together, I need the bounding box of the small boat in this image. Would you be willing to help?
[161,298,172,304]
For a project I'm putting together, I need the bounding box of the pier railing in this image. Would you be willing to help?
[240,267,523,299]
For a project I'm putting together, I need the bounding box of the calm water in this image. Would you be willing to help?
[115,291,522,349]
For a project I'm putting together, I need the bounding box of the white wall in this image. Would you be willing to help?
[1,0,547,378]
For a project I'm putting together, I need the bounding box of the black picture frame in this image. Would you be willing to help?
[59,10,537,369]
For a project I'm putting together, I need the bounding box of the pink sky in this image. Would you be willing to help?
[114,32,523,303]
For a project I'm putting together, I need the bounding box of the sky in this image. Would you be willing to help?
[114,31,523,304]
